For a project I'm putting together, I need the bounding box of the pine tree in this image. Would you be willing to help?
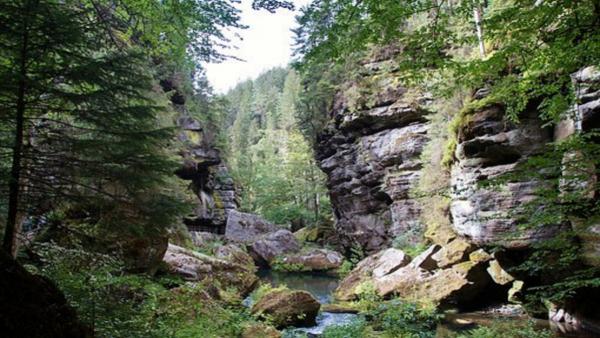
[0,0,183,256]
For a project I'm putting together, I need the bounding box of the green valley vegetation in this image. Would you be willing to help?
[223,68,332,228]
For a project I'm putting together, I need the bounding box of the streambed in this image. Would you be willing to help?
[245,269,359,336]
[247,269,598,337]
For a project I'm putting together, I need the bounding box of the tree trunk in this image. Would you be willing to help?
[473,2,486,58]
[3,8,29,257]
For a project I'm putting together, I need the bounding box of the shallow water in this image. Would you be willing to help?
[249,270,599,337]
[256,269,340,304]
[249,269,359,336]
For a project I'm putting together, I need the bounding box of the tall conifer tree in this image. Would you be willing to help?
[0,0,183,255]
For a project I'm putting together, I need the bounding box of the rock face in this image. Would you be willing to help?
[163,244,258,295]
[0,251,90,338]
[317,55,600,320]
[249,230,301,265]
[316,56,600,256]
[225,210,279,243]
[280,248,344,272]
[570,66,600,267]
[174,113,239,235]
[450,102,561,248]
[251,289,321,328]
[316,57,432,252]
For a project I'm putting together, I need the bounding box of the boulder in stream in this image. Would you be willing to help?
[251,289,321,328]
[280,248,343,272]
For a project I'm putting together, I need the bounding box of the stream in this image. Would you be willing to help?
[246,269,599,337]
[245,269,359,336]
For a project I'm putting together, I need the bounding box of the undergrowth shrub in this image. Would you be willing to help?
[30,242,258,337]
[321,318,368,338]
[456,320,552,338]
[370,299,441,338]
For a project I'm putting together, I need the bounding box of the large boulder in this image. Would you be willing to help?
[163,244,258,295]
[225,210,279,243]
[0,251,90,337]
[432,237,474,268]
[372,248,411,277]
[251,289,321,328]
[410,244,441,271]
[280,248,344,272]
[374,257,492,306]
[334,248,411,301]
[249,230,301,266]
[214,244,256,268]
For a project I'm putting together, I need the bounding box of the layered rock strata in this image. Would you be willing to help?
[316,58,432,252]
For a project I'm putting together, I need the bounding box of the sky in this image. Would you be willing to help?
[204,0,311,94]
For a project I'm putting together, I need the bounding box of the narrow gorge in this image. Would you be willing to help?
[2,1,600,338]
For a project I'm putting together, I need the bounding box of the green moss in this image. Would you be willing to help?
[442,95,503,168]
[213,192,224,209]
[271,257,307,272]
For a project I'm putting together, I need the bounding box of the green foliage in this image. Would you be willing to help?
[0,0,187,247]
[321,318,368,338]
[224,68,332,227]
[248,283,289,306]
[456,320,552,338]
[33,241,260,337]
[369,300,441,338]
[271,258,307,273]
[337,260,354,278]
[294,0,600,141]
[392,225,427,257]
[348,243,367,266]
[354,281,382,313]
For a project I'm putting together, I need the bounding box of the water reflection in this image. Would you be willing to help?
[256,269,340,304]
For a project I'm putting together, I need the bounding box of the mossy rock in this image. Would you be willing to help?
[242,323,281,338]
[251,289,320,328]
[293,227,320,242]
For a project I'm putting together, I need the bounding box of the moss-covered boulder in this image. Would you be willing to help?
[242,323,281,338]
[251,289,321,328]
[486,259,515,285]
[215,244,256,269]
[431,237,474,268]
[163,244,258,295]
[374,254,491,306]
[293,227,320,242]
